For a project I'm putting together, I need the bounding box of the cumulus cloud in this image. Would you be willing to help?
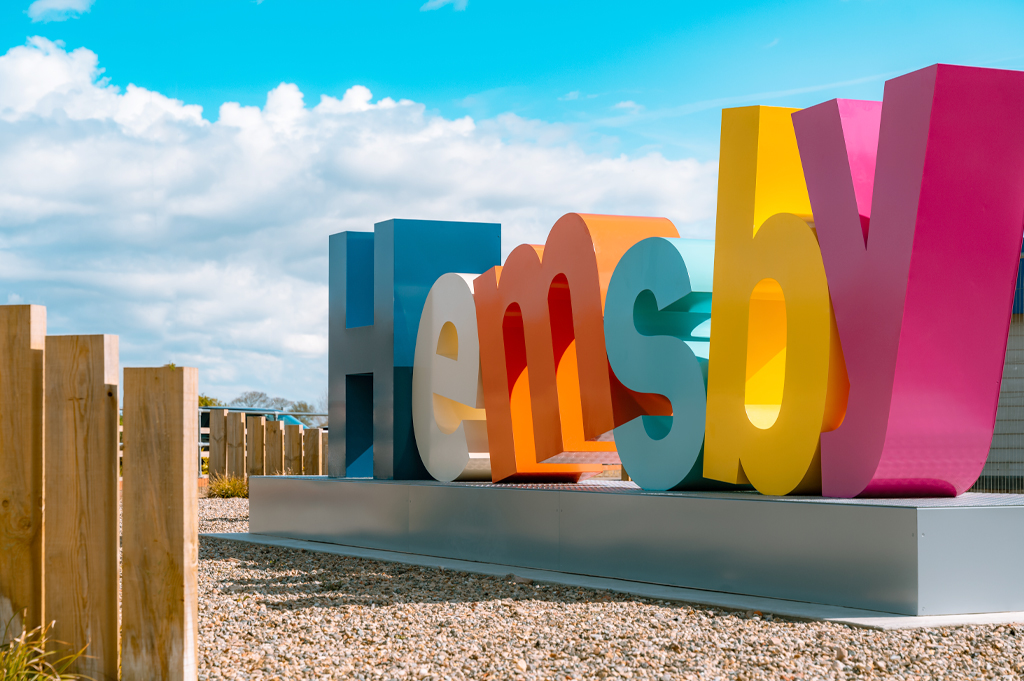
[0,37,717,402]
[26,0,94,22]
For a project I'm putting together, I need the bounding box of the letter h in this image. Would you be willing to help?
[328,219,501,479]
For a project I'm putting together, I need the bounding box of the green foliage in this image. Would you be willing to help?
[0,618,86,680]
[207,474,248,499]
[198,394,225,407]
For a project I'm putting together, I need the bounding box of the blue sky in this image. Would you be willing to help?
[7,0,1024,160]
[1,0,1023,403]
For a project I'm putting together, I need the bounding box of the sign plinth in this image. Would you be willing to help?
[250,476,1024,617]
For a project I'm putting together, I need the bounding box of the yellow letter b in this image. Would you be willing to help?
[703,106,847,496]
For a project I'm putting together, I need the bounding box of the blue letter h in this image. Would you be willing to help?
[328,219,500,479]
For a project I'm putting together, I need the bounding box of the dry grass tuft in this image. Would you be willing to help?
[207,474,248,499]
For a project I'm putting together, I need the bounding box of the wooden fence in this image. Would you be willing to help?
[0,305,198,681]
[205,410,327,480]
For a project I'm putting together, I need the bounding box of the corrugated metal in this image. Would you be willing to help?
[976,309,1024,492]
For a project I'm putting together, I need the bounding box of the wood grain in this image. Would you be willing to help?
[0,305,45,640]
[207,409,227,480]
[322,432,328,475]
[122,366,198,681]
[246,416,265,477]
[43,335,118,679]
[264,420,284,475]
[284,424,303,475]
[302,427,322,475]
[226,412,246,479]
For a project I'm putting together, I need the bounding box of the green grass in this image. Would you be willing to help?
[207,474,249,498]
[0,619,87,680]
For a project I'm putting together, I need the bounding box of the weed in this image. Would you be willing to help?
[0,617,87,680]
[207,474,248,499]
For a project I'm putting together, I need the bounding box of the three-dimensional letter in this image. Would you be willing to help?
[475,213,676,482]
[604,237,718,490]
[793,65,1024,497]
[412,273,490,482]
[328,220,500,479]
[703,106,848,496]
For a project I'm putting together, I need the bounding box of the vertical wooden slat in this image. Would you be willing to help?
[264,420,284,475]
[0,305,45,639]
[284,424,303,475]
[303,427,322,475]
[321,431,328,475]
[43,335,118,679]
[122,367,198,681]
[207,408,227,480]
[225,412,246,479]
[246,415,265,477]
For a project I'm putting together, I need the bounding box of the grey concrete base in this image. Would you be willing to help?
[248,476,1024,618]
[203,532,1024,630]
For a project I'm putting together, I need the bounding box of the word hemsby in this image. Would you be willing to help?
[330,64,1024,499]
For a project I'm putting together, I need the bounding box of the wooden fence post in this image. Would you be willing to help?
[245,415,265,477]
[0,305,45,640]
[265,420,284,475]
[207,408,227,480]
[226,411,246,478]
[322,431,328,475]
[122,366,198,681]
[43,335,118,679]
[284,424,303,475]
[303,427,322,475]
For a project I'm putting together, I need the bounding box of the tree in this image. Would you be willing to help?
[198,394,224,407]
[289,400,325,427]
[230,391,274,408]
[266,396,294,411]
[230,391,294,412]
[228,390,327,426]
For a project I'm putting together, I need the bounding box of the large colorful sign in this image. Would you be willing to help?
[328,64,1024,498]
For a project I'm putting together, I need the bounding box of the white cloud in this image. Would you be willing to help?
[420,0,468,10]
[0,37,717,402]
[559,91,580,101]
[26,0,95,22]
[613,100,644,113]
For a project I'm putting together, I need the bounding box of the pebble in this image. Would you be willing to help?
[198,498,1024,680]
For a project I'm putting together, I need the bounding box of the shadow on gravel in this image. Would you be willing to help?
[200,535,647,612]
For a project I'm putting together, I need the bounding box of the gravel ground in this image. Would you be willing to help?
[198,498,1023,681]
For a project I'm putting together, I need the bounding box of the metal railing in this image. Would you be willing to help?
[198,406,328,418]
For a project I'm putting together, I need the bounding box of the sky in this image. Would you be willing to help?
[1,0,1023,404]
